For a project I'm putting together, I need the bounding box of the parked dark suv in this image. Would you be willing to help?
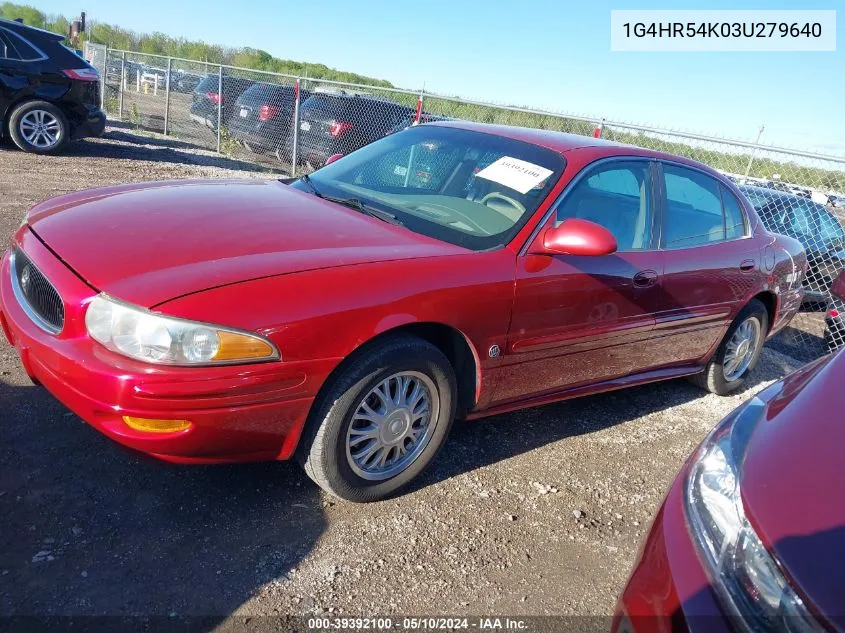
[739,184,845,305]
[290,92,416,167]
[190,74,254,131]
[1,18,105,154]
[227,82,310,157]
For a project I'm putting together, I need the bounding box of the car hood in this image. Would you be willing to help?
[740,354,845,620]
[26,179,465,307]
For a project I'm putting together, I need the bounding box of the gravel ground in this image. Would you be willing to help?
[0,129,825,625]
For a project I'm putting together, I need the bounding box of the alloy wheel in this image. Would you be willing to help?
[345,371,439,481]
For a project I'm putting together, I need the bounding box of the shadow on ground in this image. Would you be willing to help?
[38,124,285,175]
[416,345,804,492]
[0,380,324,623]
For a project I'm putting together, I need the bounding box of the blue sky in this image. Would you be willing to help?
[31,0,844,153]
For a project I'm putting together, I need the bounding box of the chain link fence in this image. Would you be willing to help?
[86,45,845,366]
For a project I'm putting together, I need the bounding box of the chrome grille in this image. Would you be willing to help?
[11,249,64,334]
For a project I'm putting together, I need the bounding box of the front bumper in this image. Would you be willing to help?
[0,233,326,464]
[613,462,732,633]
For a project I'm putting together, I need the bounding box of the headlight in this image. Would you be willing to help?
[85,294,279,366]
[686,391,821,632]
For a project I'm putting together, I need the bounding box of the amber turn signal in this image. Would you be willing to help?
[122,416,192,433]
[212,331,276,361]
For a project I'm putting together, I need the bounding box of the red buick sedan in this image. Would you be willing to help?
[615,350,845,632]
[0,122,806,501]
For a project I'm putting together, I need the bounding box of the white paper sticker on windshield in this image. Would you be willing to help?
[474,156,553,194]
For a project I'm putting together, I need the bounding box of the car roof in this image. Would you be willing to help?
[0,18,63,41]
[428,119,719,171]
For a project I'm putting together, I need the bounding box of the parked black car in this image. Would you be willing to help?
[739,184,845,304]
[189,74,254,131]
[290,92,416,167]
[1,18,105,154]
[170,70,203,94]
[227,82,310,157]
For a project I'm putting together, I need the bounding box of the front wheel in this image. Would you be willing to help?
[8,101,69,154]
[690,299,768,395]
[298,335,456,502]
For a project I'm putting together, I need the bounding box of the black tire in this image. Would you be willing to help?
[8,100,69,154]
[690,299,768,395]
[297,335,456,502]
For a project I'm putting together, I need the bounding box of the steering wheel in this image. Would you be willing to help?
[479,192,526,216]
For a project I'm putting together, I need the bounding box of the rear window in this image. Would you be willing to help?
[300,96,350,118]
[195,75,221,92]
[240,83,296,102]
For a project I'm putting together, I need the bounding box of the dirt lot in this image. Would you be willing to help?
[0,130,829,626]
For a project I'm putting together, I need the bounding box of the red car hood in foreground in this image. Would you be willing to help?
[25,179,464,307]
[741,353,845,620]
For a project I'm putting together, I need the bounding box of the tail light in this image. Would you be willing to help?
[206,91,222,105]
[259,104,280,121]
[829,309,840,318]
[831,270,845,300]
[329,120,353,137]
[63,68,99,81]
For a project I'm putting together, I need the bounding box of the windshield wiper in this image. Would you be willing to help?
[298,173,323,197]
[298,174,402,226]
[323,196,404,226]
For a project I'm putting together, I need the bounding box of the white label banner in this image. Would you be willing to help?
[611,10,836,52]
[475,157,553,194]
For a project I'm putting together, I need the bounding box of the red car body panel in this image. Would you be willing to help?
[26,179,467,308]
[0,124,806,464]
[741,354,845,623]
[616,353,845,631]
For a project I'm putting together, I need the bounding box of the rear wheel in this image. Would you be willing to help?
[9,101,69,154]
[298,335,456,502]
[690,299,768,395]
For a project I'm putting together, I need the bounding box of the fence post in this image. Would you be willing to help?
[743,124,766,178]
[414,91,423,125]
[100,47,107,112]
[118,51,125,121]
[216,65,223,153]
[163,57,172,136]
[289,78,301,177]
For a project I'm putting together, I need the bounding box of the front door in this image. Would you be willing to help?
[493,159,665,406]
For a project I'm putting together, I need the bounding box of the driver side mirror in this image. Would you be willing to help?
[324,153,344,166]
[531,218,618,257]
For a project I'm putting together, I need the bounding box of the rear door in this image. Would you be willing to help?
[496,158,665,405]
[653,162,762,364]
[0,27,46,120]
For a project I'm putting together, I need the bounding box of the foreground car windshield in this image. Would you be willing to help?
[291,126,565,250]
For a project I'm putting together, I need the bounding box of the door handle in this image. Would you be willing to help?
[633,269,658,288]
[740,259,756,272]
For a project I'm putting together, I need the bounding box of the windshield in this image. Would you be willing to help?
[291,125,566,250]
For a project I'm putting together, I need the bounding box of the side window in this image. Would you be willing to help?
[555,161,653,251]
[789,202,815,237]
[720,186,747,240]
[0,31,20,60]
[662,165,725,248]
[0,29,41,61]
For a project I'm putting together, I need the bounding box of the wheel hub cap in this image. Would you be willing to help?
[723,317,761,382]
[20,110,61,149]
[346,371,439,481]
